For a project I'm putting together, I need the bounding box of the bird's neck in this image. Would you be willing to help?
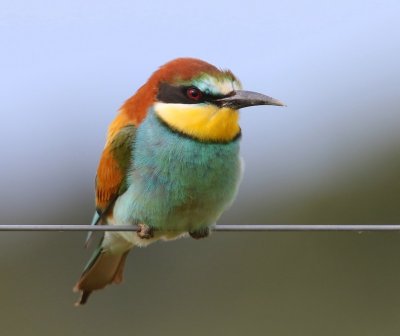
[153,103,241,143]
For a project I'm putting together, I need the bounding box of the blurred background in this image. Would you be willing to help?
[1,0,400,335]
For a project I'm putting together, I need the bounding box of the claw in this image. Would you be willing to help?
[137,223,154,239]
[189,227,209,239]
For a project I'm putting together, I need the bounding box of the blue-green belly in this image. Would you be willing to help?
[113,110,242,232]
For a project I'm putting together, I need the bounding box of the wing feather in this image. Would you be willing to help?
[95,124,136,214]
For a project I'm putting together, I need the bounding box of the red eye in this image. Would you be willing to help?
[186,87,203,101]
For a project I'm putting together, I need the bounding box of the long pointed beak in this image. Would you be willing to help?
[215,90,285,109]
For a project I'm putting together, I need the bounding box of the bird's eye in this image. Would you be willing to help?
[186,87,203,101]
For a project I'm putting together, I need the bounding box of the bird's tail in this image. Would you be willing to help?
[73,236,133,306]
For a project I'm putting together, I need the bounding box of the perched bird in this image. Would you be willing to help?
[74,57,284,305]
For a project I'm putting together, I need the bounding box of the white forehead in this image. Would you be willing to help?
[191,74,242,95]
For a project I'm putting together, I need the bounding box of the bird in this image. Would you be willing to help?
[73,57,284,305]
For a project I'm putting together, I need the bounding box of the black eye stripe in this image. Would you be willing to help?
[157,83,231,104]
[157,83,198,104]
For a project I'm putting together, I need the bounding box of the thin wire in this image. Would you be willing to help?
[0,224,399,231]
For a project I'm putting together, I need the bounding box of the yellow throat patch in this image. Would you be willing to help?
[154,103,240,142]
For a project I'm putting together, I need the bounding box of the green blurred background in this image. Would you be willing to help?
[1,1,400,335]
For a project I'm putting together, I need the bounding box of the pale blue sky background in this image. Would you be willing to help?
[1,2,400,335]
[1,0,399,225]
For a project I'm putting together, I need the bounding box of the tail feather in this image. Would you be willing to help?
[74,245,132,306]
[112,251,129,284]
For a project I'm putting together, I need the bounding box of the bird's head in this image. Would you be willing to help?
[122,58,284,142]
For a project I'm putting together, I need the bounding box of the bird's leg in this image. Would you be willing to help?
[136,223,154,239]
[189,227,209,240]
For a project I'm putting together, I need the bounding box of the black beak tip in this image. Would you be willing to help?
[268,98,286,107]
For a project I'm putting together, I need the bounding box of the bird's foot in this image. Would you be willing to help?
[137,223,154,239]
[189,227,209,240]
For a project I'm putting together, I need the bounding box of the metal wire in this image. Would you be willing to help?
[0,224,399,231]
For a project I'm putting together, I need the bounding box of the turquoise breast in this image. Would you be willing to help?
[114,109,242,231]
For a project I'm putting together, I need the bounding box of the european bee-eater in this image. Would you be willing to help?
[74,58,284,305]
